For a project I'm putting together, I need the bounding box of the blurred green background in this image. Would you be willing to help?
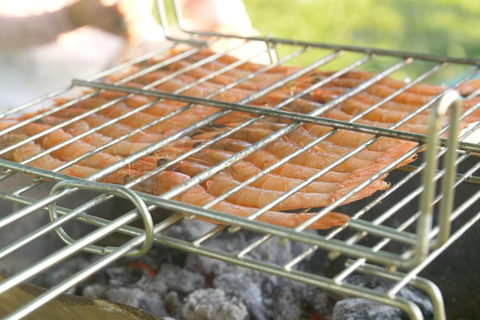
[242,0,480,81]
[243,0,480,58]
[160,0,480,82]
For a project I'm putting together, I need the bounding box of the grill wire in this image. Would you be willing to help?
[0,2,480,319]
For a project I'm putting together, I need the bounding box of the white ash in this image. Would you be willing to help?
[164,291,181,316]
[134,274,168,296]
[164,220,216,241]
[135,244,188,275]
[83,283,107,298]
[213,272,267,320]
[32,256,90,294]
[103,266,153,288]
[181,288,249,320]
[43,227,428,320]
[82,265,169,318]
[184,231,310,283]
[106,287,166,317]
[165,220,311,267]
[184,252,230,278]
[302,286,334,316]
[332,298,406,320]
[271,286,302,320]
[154,263,206,294]
[269,278,306,320]
[342,274,433,319]
[84,285,168,318]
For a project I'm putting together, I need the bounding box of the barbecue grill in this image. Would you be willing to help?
[1,1,479,319]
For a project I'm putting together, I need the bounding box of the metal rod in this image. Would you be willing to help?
[2,16,480,319]
[388,190,480,297]
[352,263,446,320]
[162,0,480,65]
[71,80,480,154]
[416,91,462,262]
[0,211,139,296]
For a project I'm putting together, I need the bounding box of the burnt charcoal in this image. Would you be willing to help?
[185,253,229,277]
[302,286,334,316]
[164,291,181,314]
[270,278,305,320]
[83,284,168,317]
[138,243,188,267]
[332,298,407,320]
[164,220,216,241]
[249,237,311,267]
[154,263,206,294]
[271,285,302,320]
[260,277,276,297]
[213,272,262,303]
[82,283,108,299]
[135,275,168,296]
[186,253,277,288]
[103,287,168,317]
[343,275,433,319]
[33,256,90,293]
[213,272,267,320]
[184,231,310,282]
[104,266,151,287]
[181,288,248,320]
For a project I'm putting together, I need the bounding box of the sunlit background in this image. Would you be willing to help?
[244,0,480,57]
[241,0,480,81]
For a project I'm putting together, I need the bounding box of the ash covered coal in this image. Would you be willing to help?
[213,273,266,320]
[154,263,206,295]
[29,220,434,320]
[33,256,90,295]
[85,285,167,317]
[333,298,407,320]
[181,288,248,320]
[332,274,434,320]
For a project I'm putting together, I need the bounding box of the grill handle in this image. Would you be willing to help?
[417,90,462,258]
[49,180,154,258]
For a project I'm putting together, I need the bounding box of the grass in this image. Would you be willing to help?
[155,0,480,82]
[243,0,480,81]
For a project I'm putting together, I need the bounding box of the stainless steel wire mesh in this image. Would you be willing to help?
[0,1,479,319]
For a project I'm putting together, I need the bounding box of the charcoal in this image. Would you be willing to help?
[270,278,305,320]
[213,272,262,303]
[164,291,181,315]
[185,253,229,278]
[138,243,188,267]
[332,298,407,320]
[213,272,267,320]
[181,288,248,320]
[343,275,433,319]
[82,283,108,299]
[246,236,310,267]
[103,287,168,317]
[302,286,333,316]
[184,231,310,284]
[185,252,265,283]
[135,275,168,296]
[154,263,205,294]
[164,220,215,241]
[260,276,276,297]
[104,266,151,287]
[33,256,90,293]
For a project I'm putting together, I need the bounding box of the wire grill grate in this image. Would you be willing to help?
[0,1,479,319]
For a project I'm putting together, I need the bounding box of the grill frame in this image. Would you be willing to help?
[0,1,479,319]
